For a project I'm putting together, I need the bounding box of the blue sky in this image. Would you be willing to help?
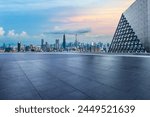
[0,0,135,46]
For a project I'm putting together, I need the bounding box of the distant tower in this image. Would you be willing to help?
[41,39,44,50]
[17,42,21,52]
[75,34,78,48]
[62,34,66,49]
[55,39,59,50]
[3,43,6,49]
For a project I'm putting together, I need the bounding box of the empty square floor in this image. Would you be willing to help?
[0,53,150,100]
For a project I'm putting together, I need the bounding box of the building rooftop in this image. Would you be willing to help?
[0,53,150,100]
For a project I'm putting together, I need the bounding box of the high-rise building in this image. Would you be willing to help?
[45,42,50,52]
[62,34,66,49]
[55,39,59,51]
[2,43,6,50]
[75,34,78,48]
[41,39,44,50]
[109,0,150,53]
[17,42,21,52]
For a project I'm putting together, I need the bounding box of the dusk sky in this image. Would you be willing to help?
[0,0,135,45]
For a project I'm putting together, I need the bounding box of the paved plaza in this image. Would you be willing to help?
[0,53,150,100]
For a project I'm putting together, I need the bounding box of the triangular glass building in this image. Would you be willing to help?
[109,0,150,53]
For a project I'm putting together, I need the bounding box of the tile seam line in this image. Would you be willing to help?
[40,62,124,99]
[49,62,129,94]
[35,63,93,100]
[16,61,43,100]
[31,58,135,94]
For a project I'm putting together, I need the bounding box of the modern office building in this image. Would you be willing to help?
[75,34,78,48]
[41,39,44,50]
[62,34,66,49]
[17,42,21,52]
[55,39,59,51]
[109,0,150,53]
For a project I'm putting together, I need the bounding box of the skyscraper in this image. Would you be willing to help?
[17,42,21,52]
[41,39,44,50]
[75,34,78,48]
[55,39,59,51]
[62,34,66,49]
[2,43,6,50]
[45,42,50,52]
[109,0,150,53]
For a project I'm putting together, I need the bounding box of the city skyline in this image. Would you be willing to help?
[0,37,110,53]
[0,0,135,45]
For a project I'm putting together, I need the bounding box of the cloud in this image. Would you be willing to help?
[7,30,28,38]
[0,27,5,36]
[20,31,28,37]
[8,30,18,37]
[0,0,135,44]
[0,0,99,11]
[45,28,91,35]
[0,0,135,12]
